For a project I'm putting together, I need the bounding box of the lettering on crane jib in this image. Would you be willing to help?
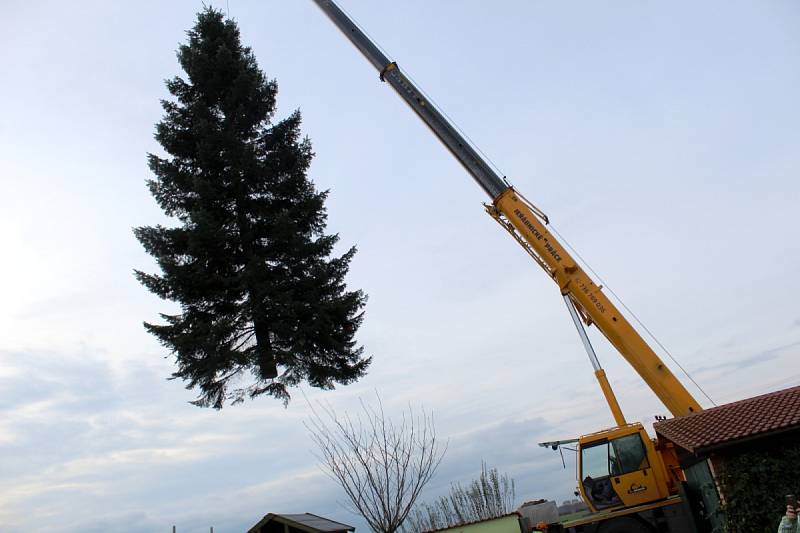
[514,209,562,262]
[578,281,606,314]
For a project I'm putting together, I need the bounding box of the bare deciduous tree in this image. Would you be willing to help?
[402,463,516,533]
[307,396,446,533]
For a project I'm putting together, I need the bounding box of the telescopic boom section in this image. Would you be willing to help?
[311,0,506,199]
[313,0,702,418]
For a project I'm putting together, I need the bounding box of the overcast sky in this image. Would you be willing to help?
[2,1,799,531]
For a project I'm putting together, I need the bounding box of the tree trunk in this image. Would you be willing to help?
[254,317,278,379]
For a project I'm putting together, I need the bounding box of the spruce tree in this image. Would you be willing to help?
[135,8,370,408]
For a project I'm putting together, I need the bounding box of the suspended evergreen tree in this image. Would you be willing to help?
[135,8,370,408]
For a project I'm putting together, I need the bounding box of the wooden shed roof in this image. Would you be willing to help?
[248,513,355,533]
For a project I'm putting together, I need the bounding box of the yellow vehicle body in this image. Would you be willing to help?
[562,495,686,529]
[577,424,672,513]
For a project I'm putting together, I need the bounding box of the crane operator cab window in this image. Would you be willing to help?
[581,433,650,510]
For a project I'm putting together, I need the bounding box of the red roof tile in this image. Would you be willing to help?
[653,385,800,453]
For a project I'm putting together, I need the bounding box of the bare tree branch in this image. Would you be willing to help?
[401,463,516,533]
[306,394,447,533]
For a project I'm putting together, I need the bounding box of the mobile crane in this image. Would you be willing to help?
[312,2,710,531]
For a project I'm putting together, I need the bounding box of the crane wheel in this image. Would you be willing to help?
[597,517,652,533]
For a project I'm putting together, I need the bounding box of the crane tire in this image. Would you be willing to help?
[597,517,652,533]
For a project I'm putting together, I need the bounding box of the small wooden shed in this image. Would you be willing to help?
[248,513,355,533]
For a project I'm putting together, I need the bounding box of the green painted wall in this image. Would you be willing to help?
[430,515,522,533]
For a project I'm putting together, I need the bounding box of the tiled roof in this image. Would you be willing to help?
[277,514,355,532]
[654,385,800,453]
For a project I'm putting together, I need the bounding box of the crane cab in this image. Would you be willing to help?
[577,423,672,513]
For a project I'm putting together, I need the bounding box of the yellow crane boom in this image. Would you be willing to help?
[312,1,715,527]
[488,189,702,417]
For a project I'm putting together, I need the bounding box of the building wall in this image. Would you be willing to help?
[256,522,309,533]
[430,515,522,533]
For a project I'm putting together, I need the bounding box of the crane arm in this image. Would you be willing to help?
[487,191,701,416]
[312,0,702,417]
[311,0,506,199]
